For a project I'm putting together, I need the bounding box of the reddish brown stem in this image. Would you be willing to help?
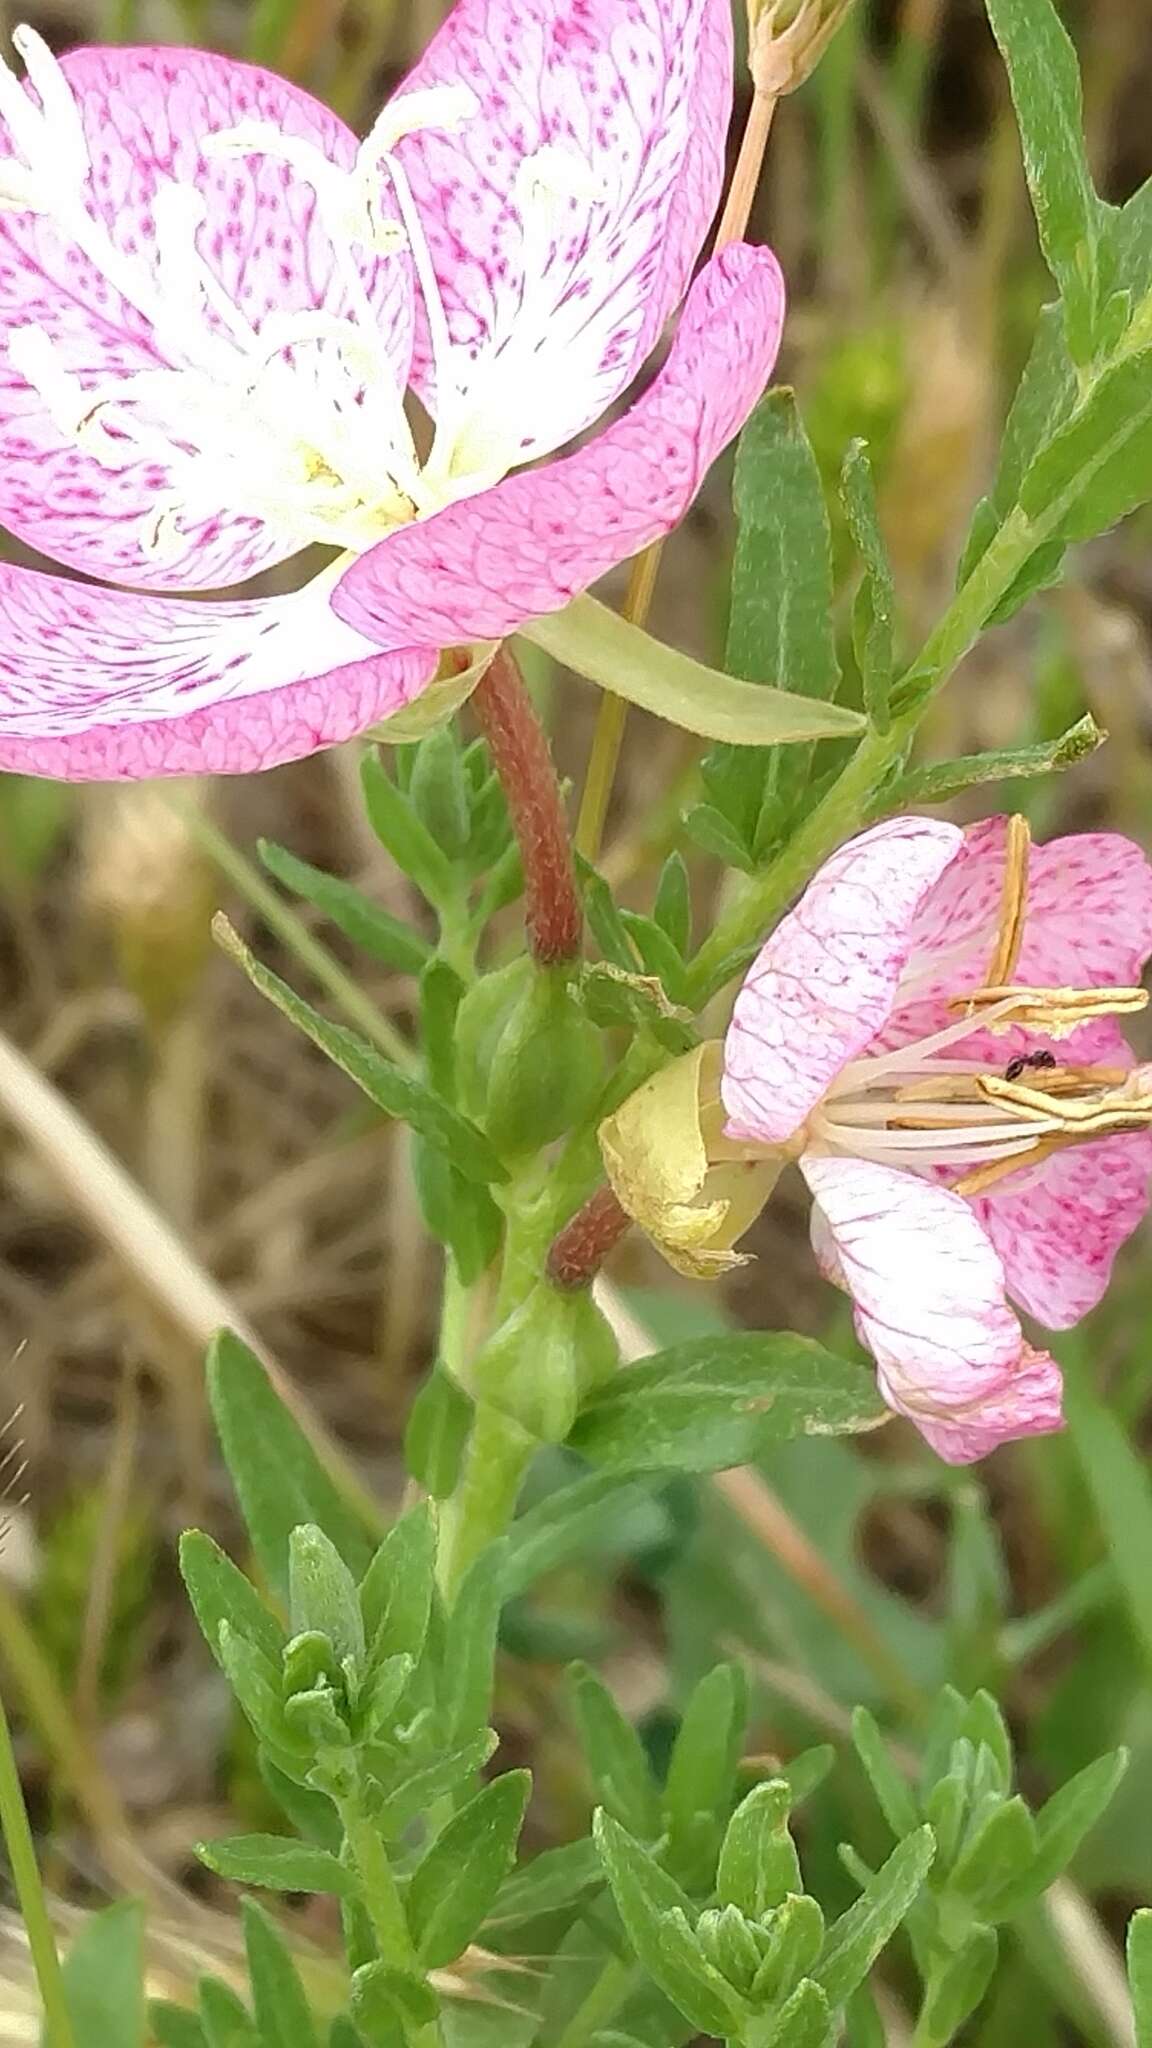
[472,648,582,965]
[547,1184,631,1290]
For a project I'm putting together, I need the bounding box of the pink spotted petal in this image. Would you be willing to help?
[0,45,411,590]
[972,1130,1152,1329]
[334,245,784,650]
[899,816,1152,1006]
[393,0,731,458]
[0,563,436,779]
[721,816,963,1148]
[801,1153,1064,1464]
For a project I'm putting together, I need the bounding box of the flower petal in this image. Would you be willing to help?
[393,0,731,459]
[334,244,784,650]
[900,815,1152,1003]
[801,1153,1064,1463]
[0,44,411,588]
[721,816,963,1147]
[972,1130,1152,1329]
[0,563,436,778]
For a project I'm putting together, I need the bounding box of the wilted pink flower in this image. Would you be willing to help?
[0,2,784,779]
[722,814,1152,1462]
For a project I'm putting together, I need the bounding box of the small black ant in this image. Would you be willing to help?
[1003,1049,1057,1082]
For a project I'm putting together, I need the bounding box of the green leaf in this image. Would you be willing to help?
[570,1333,883,1473]
[1129,1908,1152,2048]
[503,1471,664,1598]
[1017,345,1152,544]
[179,1529,285,1671]
[652,853,692,957]
[404,1368,475,1499]
[568,1662,662,1839]
[408,726,471,861]
[218,1624,300,1762]
[761,1978,835,2048]
[407,1771,531,1967]
[258,1757,343,1851]
[1000,1748,1129,1906]
[663,1661,748,1889]
[520,595,865,745]
[948,1796,1037,1912]
[242,1900,319,2048]
[814,1828,935,2006]
[359,1504,437,1667]
[198,1977,260,2048]
[959,307,1076,585]
[213,917,506,1186]
[289,1525,365,1670]
[359,749,456,908]
[350,1961,436,2045]
[919,1927,998,2043]
[441,1541,509,1751]
[419,958,465,1100]
[851,1707,920,1840]
[592,1811,749,2038]
[149,2002,206,2048]
[487,1838,603,1929]
[196,1835,358,1897]
[59,1901,145,2048]
[257,841,432,975]
[984,0,1110,360]
[372,1733,497,1836]
[886,714,1103,808]
[207,1331,375,1601]
[727,391,841,700]
[840,441,895,733]
[750,1894,826,2010]
[717,1780,803,1920]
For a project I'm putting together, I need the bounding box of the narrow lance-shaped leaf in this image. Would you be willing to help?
[60,1902,146,2048]
[663,1662,748,1889]
[406,1771,531,1968]
[592,1810,750,2039]
[213,916,506,1186]
[984,0,1112,362]
[241,1902,319,2048]
[1129,1907,1152,2048]
[179,1529,285,1672]
[257,840,432,975]
[886,715,1103,808]
[728,390,841,699]
[568,1662,662,1839]
[207,1330,376,1600]
[840,440,895,734]
[814,1827,936,2006]
[196,1836,358,1898]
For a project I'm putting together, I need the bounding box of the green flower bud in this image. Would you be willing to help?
[454,956,536,1120]
[483,966,606,1157]
[469,1281,619,1443]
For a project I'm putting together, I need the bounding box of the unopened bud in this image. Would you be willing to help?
[748,0,857,96]
[598,1043,781,1278]
[468,1281,619,1442]
[482,966,605,1159]
[695,1905,766,1996]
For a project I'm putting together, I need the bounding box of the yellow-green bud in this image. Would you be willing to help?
[695,1906,767,1996]
[482,967,606,1158]
[748,0,857,95]
[468,1282,619,1443]
[454,956,536,1121]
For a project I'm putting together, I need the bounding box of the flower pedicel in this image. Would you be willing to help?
[602,814,1152,1462]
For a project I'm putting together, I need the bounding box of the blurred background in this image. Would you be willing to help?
[1,0,1151,2039]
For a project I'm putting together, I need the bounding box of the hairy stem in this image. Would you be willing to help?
[435,1403,535,1601]
[472,647,582,965]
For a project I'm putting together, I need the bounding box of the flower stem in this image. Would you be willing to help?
[472,648,582,965]
[574,83,779,866]
[0,1685,75,2048]
[435,1402,535,1601]
[336,1786,444,2048]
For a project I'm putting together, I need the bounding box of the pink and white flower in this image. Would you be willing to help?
[720,814,1152,1461]
[0,2,784,778]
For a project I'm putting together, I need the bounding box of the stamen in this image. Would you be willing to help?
[948,984,1149,1032]
[983,813,1031,988]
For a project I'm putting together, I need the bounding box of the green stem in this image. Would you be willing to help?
[552,1955,637,2048]
[685,507,1044,1005]
[436,1402,535,1601]
[0,1685,76,2048]
[336,1789,444,2048]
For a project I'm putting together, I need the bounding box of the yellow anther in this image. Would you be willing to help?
[983,814,1031,989]
[948,984,1149,1033]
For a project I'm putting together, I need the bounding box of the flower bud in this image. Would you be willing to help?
[599,1043,781,1278]
[468,1281,619,1442]
[695,1905,766,1996]
[454,956,536,1119]
[482,966,606,1159]
[747,0,857,96]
